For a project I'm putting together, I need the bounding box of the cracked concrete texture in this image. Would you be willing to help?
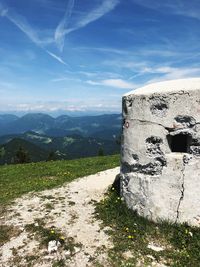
[121,78,200,226]
[175,158,186,223]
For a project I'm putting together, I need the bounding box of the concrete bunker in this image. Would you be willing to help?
[120,78,200,226]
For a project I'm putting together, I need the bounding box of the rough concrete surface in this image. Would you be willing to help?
[121,78,200,226]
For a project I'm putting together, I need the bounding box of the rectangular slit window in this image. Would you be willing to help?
[167,134,191,153]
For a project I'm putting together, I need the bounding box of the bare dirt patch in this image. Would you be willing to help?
[0,167,119,267]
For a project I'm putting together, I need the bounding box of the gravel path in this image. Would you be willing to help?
[0,167,120,267]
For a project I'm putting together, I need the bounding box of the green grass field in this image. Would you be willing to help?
[0,154,120,205]
[95,188,200,267]
[1,154,200,267]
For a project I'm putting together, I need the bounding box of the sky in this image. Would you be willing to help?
[0,0,200,115]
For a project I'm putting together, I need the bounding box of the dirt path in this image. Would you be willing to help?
[0,167,120,267]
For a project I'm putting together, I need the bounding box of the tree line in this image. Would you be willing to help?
[0,145,106,165]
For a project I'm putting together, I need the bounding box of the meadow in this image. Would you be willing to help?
[0,154,120,205]
[1,154,200,267]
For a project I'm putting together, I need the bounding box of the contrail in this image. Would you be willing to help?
[45,50,68,66]
[55,0,120,52]
[55,0,75,52]
[0,2,67,66]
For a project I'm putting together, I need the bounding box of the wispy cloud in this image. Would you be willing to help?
[0,3,8,16]
[0,5,53,46]
[75,46,130,56]
[55,0,120,52]
[86,79,136,89]
[102,53,200,85]
[0,100,120,113]
[51,76,82,82]
[45,50,68,66]
[0,0,120,64]
[34,0,66,12]
[51,69,122,83]
[104,59,151,72]
[55,0,75,52]
[0,2,68,66]
[147,67,200,84]
[132,0,200,20]
[51,77,69,82]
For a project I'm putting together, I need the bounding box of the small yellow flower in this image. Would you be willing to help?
[128,235,132,239]
[50,230,55,234]
[125,227,129,231]
[60,236,65,240]
[111,187,115,191]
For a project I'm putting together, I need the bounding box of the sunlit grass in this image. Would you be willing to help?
[95,188,200,267]
[0,154,119,205]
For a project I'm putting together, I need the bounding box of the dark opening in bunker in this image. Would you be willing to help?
[167,134,191,153]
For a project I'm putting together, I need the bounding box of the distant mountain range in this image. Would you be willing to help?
[0,113,121,165]
[0,113,121,138]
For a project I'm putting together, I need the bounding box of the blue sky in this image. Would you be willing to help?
[0,0,200,115]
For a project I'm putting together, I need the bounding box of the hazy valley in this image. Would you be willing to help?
[0,113,121,165]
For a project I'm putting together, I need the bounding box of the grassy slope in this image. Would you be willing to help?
[0,154,120,205]
[3,154,199,267]
[95,189,200,267]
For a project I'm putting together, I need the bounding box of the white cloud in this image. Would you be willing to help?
[4,8,53,46]
[51,76,82,83]
[34,0,65,12]
[76,46,129,55]
[51,77,69,82]
[131,0,200,20]
[0,3,69,66]
[0,100,121,113]
[103,56,200,82]
[146,67,200,84]
[77,71,98,77]
[86,80,100,86]
[51,70,122,83]
[103,53,200,85]
[0,0,120,64]
[103,79,136,89]
[87,79,136,89]
[45,50,68,66]
[55,0,120,51]
[55,0,75,52]
[104,59,150,70]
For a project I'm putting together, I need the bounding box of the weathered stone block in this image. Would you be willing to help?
[120,78,200,226]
